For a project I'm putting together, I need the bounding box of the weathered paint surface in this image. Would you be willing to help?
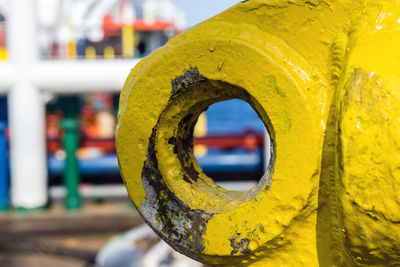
[116,0,400,265]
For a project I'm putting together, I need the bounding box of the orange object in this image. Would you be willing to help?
[103,14,174,39]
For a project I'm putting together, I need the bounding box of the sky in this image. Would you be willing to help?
[173,0,241,28]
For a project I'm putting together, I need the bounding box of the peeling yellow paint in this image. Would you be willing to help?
[117,0,400,266]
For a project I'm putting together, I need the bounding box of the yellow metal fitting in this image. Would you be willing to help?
[84,46,96,60]
[116,0,400,265]
[122,25,135,59]
[104,46,115,60]
[67,39,77,60]
[0,47,7,61]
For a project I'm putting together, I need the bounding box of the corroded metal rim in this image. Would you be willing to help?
[117,22,322,263]
[139,68,275,260]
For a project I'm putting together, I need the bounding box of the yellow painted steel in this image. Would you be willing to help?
[194,113,207,138]
[104,46,115,60]
[84,46,96,60]
[122,25,134,59]
[0,47,6,61]
[194,113,208,157]
[116,0,400,266]
[67,39,77,60]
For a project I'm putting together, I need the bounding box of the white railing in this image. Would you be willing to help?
[1,0,139,209]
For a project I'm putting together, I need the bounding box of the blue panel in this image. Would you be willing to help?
[205,99,265,134]
[196,148,263,172]
[48,149,263,176]
[0,97,7,122]
[79,155,119,174]
[48,154,119,175]
[76,38,86,58]
[0,121,8,209]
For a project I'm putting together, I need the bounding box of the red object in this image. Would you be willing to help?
[194,130,264,152]
[131,19,174,31]
[81,138,115,152]
[46,114,63,152]
[0,26,4,47]
[102,14,175,39]
[46,130,264,154]
[47,138,62,152]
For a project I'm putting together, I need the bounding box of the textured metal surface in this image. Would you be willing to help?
[117,0,400,265]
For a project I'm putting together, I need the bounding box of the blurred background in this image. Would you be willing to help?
[0,0,272,266]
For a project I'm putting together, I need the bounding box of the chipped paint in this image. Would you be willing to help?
[117,0,400,266]
[140,128,212,261]
[171,66,207,97]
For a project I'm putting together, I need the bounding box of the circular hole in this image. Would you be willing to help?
[193,99,272,192]
[156,79,274,213]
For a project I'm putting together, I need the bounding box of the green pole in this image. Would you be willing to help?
[60,118,81,210]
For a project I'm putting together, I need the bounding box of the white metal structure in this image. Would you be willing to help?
[1,0,139,209]
[96,224,203,267]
